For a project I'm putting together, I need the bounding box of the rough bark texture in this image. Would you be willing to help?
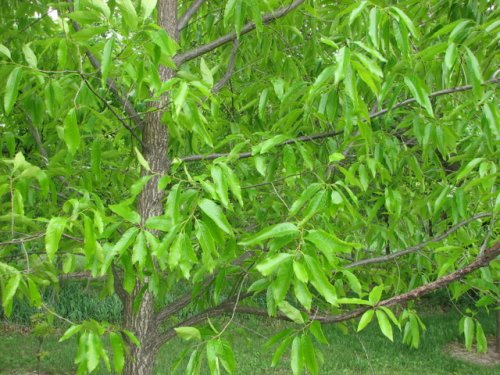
[123,1,177,374]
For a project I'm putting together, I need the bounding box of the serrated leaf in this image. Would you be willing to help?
[59,324,82,342]
[369,285,384,305]
[256,253,293,276]
[464,316,474,350]
[334,47,350,84]
[290,336,303,375]
[45,217,67,262]
[4,67,22,115]
[109,332,125,373]
[198,199,233,235]
[358,309,374,331]
[116,0,138,29]
[240,223,298,246]
[131,231,147,267]
[0,43,11,59]
[63,109,80,155]
[2,274,21,313]
[141,0,157,20]
[22,43,37,68]
[101,37,115,86]
[278,301,304,324]
[134,147,151,172]
[175,326,202,341]
[109,203,141,224]
[376,310,393,341]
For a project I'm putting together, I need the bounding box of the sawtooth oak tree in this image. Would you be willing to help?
[0,0,499,374]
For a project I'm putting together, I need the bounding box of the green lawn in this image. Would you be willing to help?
[1,311,499,374]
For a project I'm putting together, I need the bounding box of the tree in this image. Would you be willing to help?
[0,0,498,373]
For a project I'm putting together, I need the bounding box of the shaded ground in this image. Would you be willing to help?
[446,337,500,367]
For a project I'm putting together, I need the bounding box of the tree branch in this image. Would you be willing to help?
[345,213,492,269]
[177,0,207,31]
[179,78,500,163]
[173,0,306,66]
[212,39,240,94]
[226,242,500,324]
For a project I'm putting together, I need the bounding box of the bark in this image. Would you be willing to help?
[122,1,177,374]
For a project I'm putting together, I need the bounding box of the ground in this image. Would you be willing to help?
[1,310,499,374]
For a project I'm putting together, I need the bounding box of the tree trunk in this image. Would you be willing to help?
[123,292,157,375]
[122,1,177,374]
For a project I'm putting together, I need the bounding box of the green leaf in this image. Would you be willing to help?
[198,199,233,235]
[116,0,138,29]
[404,76,433,117]
[444,43,458,71]
[59,324,82,342]
[63,109,81,155]
[271,336,292,367]
[464,316,474,350]
[343,270,362,295]
[357,309,374,331]
[221,164,243,206]
[109,332,125,373]
[290,336,303,375]
[211,165,229,207]
[101,37,115,86]
[45,217,67,262]
[0,43,11,59]
[102,227,139,273]
[456,158,483,182]
[309,321,328,344]
[109,203,141,224]
[87,0,111,18]
[22,43,37,68]
[256,253,293,276]
[132,231,147,267]
[369,285,384,305]
[306,229,359,265]
[4,67,23,115]
[134,147,151,172]
[475,321,487,353]
[349,1,367,25]
[376,310,394,341]
[175,326,202,341]
[289,183,322,216]
[2,274,21,313]
[334,47,350,85]
[200,58,213,86]
[301,335,318,375]
[141,0,157,20]
[278,301,304,324]
[240,223,298,246]
[390,7,419,38]
[174,81,188,117]
[293,280,312,310]
[293,260,309,283]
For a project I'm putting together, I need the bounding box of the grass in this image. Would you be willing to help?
[1,309,499,374]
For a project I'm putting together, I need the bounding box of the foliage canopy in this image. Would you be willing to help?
[0,0,499,374]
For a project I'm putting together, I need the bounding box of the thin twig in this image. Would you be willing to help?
[345,213,492,269]
[80,74,144,146]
